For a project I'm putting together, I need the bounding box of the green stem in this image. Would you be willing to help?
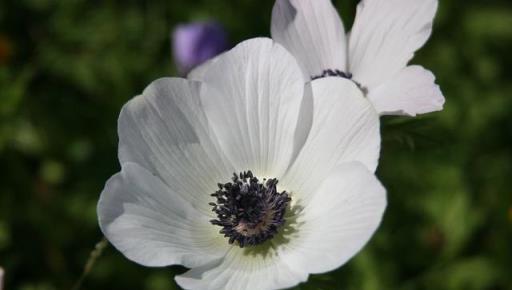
[71,237,108,290]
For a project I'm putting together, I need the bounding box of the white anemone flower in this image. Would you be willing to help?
[98,38,386,290]
[269,0,445,117]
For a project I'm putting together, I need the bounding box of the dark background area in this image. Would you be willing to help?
[0,0,511,289]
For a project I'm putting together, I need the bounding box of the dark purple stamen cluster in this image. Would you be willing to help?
[311,68,367,94]
[311,69,352,80]
[209,171,291,248]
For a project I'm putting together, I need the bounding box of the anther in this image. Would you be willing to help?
[209,171,291,247]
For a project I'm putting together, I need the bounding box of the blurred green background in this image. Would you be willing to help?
[1,0,511,289]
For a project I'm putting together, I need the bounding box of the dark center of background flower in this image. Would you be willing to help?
[209,171,291,248]
[311,69,352,80]
[311,69,368,94]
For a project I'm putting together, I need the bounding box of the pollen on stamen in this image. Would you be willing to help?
[209,171,291,248]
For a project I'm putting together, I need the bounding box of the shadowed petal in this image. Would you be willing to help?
[118,78,234,215]
[98,163,228,268]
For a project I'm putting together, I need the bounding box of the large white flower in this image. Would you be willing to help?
[98,38,386,290]
[270,0,445,117]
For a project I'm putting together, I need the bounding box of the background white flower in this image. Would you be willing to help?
[271,0,445,117]
[0,267,4,290]
[98,38,386,290]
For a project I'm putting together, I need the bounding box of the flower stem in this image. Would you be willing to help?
[72,237,108,290]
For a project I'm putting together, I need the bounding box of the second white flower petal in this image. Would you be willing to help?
[368,65,445,116]
[271,0,348,79]
[349,0,438,89]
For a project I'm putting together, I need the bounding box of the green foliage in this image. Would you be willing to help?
[0,0,511,289]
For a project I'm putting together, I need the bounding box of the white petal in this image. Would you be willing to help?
[290,84,314,163]
[271,0,347,79]
[283,77,380,201]
[98,163,228,268]
[280,162,386,274]
[368,65,445,116]
[175,247,308,290]
[118,78,234,215]
[349,0,438,88]
[0,267,3,290]
[187,53,222,81]
[200,38,305,178]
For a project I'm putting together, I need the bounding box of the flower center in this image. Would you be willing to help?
[209,171,291,248]
[311,69,352,80]
[311,68,368,94]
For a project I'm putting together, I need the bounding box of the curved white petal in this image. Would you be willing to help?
[280,162,386,274]
[368,65,445,116]
[187,53,223,81]
[118,78,234,215]
[200,38,305,178]
[349,0,438,88]
[283,77,380,202]
[175,246,308,290]
[98,163,228,268]
[271,0,347,79]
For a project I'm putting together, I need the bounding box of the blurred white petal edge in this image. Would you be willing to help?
[0,266,4,290]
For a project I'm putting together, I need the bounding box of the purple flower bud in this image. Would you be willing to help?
[172,21,229,75]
